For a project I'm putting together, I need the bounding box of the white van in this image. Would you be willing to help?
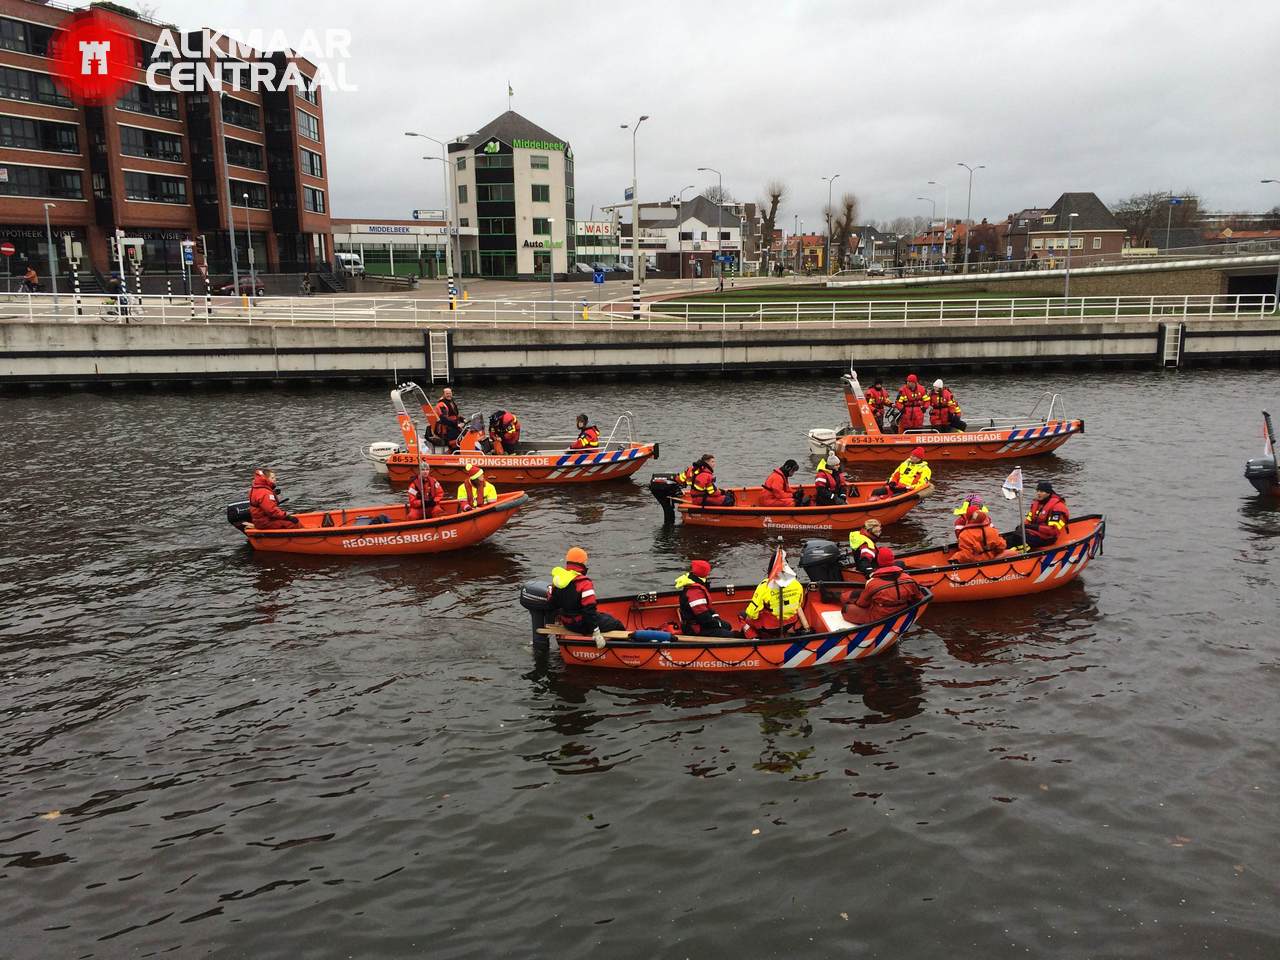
[335,252,365,276]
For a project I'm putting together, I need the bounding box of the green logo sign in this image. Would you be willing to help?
[483,140,500,154]
[512,138,564,151]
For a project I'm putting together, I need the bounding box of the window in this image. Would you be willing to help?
[123,171,186,204]
[298,85,320,106]
[1031,238,1044,249]
[295,108,320,141]
[230,179,268,208]
[303,186,325,213]
[679,231,693,241]
[531,184,550,202]
[0,164,82,199]
[474,153,512,168]
[720,231,730,241]
[459,218,469,227]
[224,137,263,170]
[300,147,323,178]
[1042,214,1057,225]
[0,17,54,56]
[118,83,178,119]
[0,116,77,153]
[457,184,468,204]
[221,97,261,130]
[479,217,515,234]
[120,126,184,162]
[530,154,549,170]
[0,66,73,107]
[476,183,514,202]
[1092,236,1102,250]
[701,231,708,241]
[456,156,467,171]
[533,217,551,235]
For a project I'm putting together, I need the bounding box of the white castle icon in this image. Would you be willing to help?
[79,39,110,75]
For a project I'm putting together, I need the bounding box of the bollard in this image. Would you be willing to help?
[72,269,82,317]
[204,274,212,320]
[449,295,456,312]
[166,279,172,302]
[463,289,469,301]
[582,305,589,322]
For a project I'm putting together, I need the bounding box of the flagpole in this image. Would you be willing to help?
[1017,466,1027,547]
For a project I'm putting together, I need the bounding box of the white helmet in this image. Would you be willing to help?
[933,378,944,388]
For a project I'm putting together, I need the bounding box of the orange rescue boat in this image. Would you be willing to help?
[650,476,930,531]
[226,492,528,555]
[810,372,1084,463]
[367,382,658,486]
[518,579,932,672]
[798,515,1105,602]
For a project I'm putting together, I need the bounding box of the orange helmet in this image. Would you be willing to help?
[565,546,588,566]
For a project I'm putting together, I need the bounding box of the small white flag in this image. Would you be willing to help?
[1001,466,1023,500]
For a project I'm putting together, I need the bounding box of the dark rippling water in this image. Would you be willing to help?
[2,368,1279,959]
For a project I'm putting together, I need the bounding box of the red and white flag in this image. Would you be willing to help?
[767,546,787,583]
[1001,466,1023,500]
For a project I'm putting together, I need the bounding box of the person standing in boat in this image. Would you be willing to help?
[248,469,300,529]
[848,518,882,577]
[894,374,929,432]
[456,463,498,510]
[927,379,967,432]
[675,559,735,637]
[814,457,852,505]
[569,414,601,449]
[875,447,932,497]
[433,387,464,450]
[953,505,1008,563]
[844,547,924,625]
[1005,481,1070,549]
[407,465,445,520]
[760,459,805,507]
[865,379,891,429]
[550,546,625,634]
[488,410,521,454]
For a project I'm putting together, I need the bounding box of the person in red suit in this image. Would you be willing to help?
[1005,481,1070,549]
[845,547,924,624]
[433,387,464,449]
[865,379,891,428]
[760,459,804,507]
[570,414,600,449]
[894,374,928,432]
[407,466,446,520]
[488,410,521,454]
[248,469,300,529]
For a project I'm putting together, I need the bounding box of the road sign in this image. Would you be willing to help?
[0,242,13,257]
[181,241,195,264]
[624,187,634,201]
[593,269,605,284]
[412,209,445,220]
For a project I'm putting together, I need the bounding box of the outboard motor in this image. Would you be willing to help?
[648,473,684,525]
[1244,455,1278,496]
[800,538,844,584]
[519,580,554,643]
[226,500,252,530]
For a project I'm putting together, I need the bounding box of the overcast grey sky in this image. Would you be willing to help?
[155,0,1280,228]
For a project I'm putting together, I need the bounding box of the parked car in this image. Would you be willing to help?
[572,262,594,274]
[217,278,267,297]
[335,252,365,277]
[866,262,886,277]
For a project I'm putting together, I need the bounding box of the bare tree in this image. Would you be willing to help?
[1112,189,1200,245]
[702,184,736,205]
[830,193,860,270]
[757,180,785,272]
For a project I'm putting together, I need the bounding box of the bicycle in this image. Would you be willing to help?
[102,293,145,323]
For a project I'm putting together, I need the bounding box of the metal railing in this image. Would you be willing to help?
[0,291,1274,330]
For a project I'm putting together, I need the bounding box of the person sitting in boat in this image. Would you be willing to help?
[488,410,521,454]
[814,457,852,506]
[760,459,806,507]
[433,387,464,450]
[874,447,932,497]
[248,469,300,529]
[677,454,712,487]
[1005,481,1070,549]
[953,505,1008,564]
[407,466,445,520]
[844,547,924,625]
[894,374,928,432]
[848,518,882,577]
[866,379,891,428]
[550,546,625,634]
[455,463,498,510]
[675,559,735,638]
[740,561,805,638]
[685,454,734,506]
[569,414,601,449]
[927,379,967,432]
[952,493,988,539]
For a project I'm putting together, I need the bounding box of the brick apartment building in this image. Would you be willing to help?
[1005,192,1125,266]
[0,0,332,287]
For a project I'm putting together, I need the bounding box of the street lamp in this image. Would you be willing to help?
[1262,179,1280,310]
[1064,211,1080,300]
[957,162,985,273]
[242,191,257,294]
[822,173,840,275]
[916,196,935,266]
[42,202,58,309]
[547,216,555,317]
[677,183,695,282]
[929,179,950,268]
[406,131,459,289]
[698,166,723,285]
[620,115,648,316]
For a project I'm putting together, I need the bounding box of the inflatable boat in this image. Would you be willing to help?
[649,475,930,531]
[807,372,1084,463]
[1244,411,1279,497]
[366,383,657,485]
[518,579,932,672]
[799,515,1105,602]
[226,492,528,555]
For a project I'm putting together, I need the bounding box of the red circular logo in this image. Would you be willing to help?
[49,10,140,107]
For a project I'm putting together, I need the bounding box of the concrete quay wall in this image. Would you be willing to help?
[1,316,1278,388]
